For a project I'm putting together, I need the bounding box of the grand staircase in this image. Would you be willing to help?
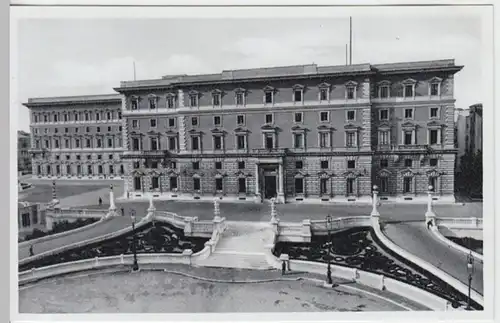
[197,221,275,270]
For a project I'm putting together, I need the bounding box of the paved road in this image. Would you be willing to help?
[382,222,483,295]
[19,216,135,261]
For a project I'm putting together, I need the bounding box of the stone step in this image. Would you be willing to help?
[198,251,272,270]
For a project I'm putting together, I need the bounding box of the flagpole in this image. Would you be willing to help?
[349,16,353,65]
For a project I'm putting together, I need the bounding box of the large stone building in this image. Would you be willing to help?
[25,59,463,203]
[24,94,125,179]
[465,103,483,154]
[17,130,32,175]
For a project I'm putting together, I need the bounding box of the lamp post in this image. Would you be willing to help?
[326,214,333,285]
[466,251,475,310]
[129,209,139,272]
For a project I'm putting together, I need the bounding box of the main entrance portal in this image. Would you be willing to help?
[256,161,284,203]
[264,175,277,199]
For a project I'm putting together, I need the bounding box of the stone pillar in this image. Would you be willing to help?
[278,162,285,203]
[255,163,261,203]
[371,185,380,217]
[213,198,221,221]
[425,185,436,220]
[270,197,277,222]
[109,184,116,213]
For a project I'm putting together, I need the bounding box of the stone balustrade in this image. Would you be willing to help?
[434,217,483,229]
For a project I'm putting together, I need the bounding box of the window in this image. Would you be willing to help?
[404,85,414,98]
[171,161,177,169]
[56,165,60,175]
[429,158,438,167]
[66,155,70,160]
[403,177,412,193]
[238,178,246,193]
[134,177,141,190]
[192,161,200,170]
[97,154,102,160]
[118,112,122,119]
[320,160,329,169]
[44,115,48,122]
[107,112,111,120]
[213,136,222,150]
[108,138,113,147]
[238,161,245,169]
[96,127,101,133]
[295,161,303,169]
[380,159,389,168]
[294,112,303,123]
[294,90,302,102]
[320,178,328,195]
[55,155,60,160]
[66,164,71,174]
[97,139,102,148]
[107,126,111,132]
[150,119,157,128]
[36,165,41,174]
[347,110,355,121]
[236,135,246,149]
[346,87,355,100]
[404,159,413,168]
[404,108,413,119]
[64,127,69,133]
[430,107,439,118]
[54,128,59,134]
[170,177,178,190]
[108,154,113,160]
[265,114,273,124]
[46,165,51,175]
[404,131,413,145]
[109,165,114,174]
[190,94,198,107]
[379,86,390,98]
[44,128,48,134]
[74,113,79,121]
[191,117,198,126]
[75,139,80,148]
[120,165,124,174]
[213,116,221,126]
[320,111,329,122]
[167,96,175,109]
[169,137,176,150]
[168,118,175,127]
[213,93,221,106]
[319,132,329,148]
[132,138,140,151]
[429,177,437,191]
[98,165,103,174]
[346,132,356,147]
[150,138,158,151]
[347,178,355,195]
[149,97,157,109]
[347,160,356,169]
[215,162,222,170]
[236,92,244,106]
[430,83,439,96]
[152,177,159,189]
[87,155,92,160]
[265,91,273,104]
[293,133,303,149]
[133,161,140,169]
[44,140,50,148]
[132,120,139,129]
[76,165,81,174]
[34,115,38,123]
[265,134,274,149]
[87,165,93,175]
[86,139,91,148]
[54,114,59,122]
[379,131,390,145]
[430,130,439,145]
[294,178,304,194]
[193,177,201,191]
[380,109,389,120]
[320,88,328,101]
[86,127,90,133]
[237,115,245,125]
[215,178,223,191]
[380,178,388,193]
[97,112,101,121]
[22,213,30,228]
[75,128,79,133]
[191,137,199,150]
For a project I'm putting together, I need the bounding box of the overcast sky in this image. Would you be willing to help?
[14,14,483,131]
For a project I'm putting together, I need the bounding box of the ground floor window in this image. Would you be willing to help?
[120,165,124,174]
[21,213,30,227]
[346,178,354,195]
[152,176,159,189]
[294,178,304,194]
[403,177,412,193]
[134,177,141,190]
[37,165,41,174]
[429,177,437,191]
[98,165,103,174]
[109,165,114,174]
[66,165,71,175]
[87,165,92,175]
[170,176,178,190]
[380,177,388,193]
[46,165,51,175]
[320,178,328,195]
[238,178,246,193]
[56,165,60,175]
[77,165,81,175]
[193,177,201,191]
[215,178,223,191]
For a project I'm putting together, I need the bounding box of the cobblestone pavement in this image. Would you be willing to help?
[19,265,423,313]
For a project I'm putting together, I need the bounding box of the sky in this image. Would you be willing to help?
[14,13,484,131]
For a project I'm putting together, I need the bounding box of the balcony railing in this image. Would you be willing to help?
[376,144,430,152]
[251,148,288,156]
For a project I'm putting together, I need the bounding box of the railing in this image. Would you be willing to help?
[251,148,288,156]
[191,221,214,234]
[376,144,430,152]
[310,216,372,234]
[435,217,483,229]
[47,208,109,219]
[154,211,195,228]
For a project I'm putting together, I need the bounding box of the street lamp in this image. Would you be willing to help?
[129,209,139,272]
[466,251,475,310]
[326,214,333,285]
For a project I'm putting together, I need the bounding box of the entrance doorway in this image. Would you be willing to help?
[264,175,277,199]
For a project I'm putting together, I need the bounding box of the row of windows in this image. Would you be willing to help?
[376,80,442,99]
[35,137,122,149]
[33,111,122,123]
[42,154,118,161]
[34,126,123,135]
[36,164,125,175]
[20,212,38,228]
[132,176,249,194]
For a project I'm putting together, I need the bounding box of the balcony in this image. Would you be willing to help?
[251,148,288,157]
[122,150,175,159]
[376,144,430,152]
[29,148,49,156]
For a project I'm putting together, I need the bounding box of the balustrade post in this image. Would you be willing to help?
[213,198,221,221]
[371,185,380,217]
[109,184,117,213]
[270,198,278,223]
[425,185,436,225]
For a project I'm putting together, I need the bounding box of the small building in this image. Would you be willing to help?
[18,201,46,240]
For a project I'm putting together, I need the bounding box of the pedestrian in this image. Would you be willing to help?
[29,244,34,257]
[121,207,125,216]
[281,260,286,275]
[98,197,103,206]
[427,220,433,229]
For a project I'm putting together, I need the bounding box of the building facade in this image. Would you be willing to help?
[24,94,125,179]
[25,59,462,203]
[18,130,32,175]
[465,103,483,154]
[18,201,46,240]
